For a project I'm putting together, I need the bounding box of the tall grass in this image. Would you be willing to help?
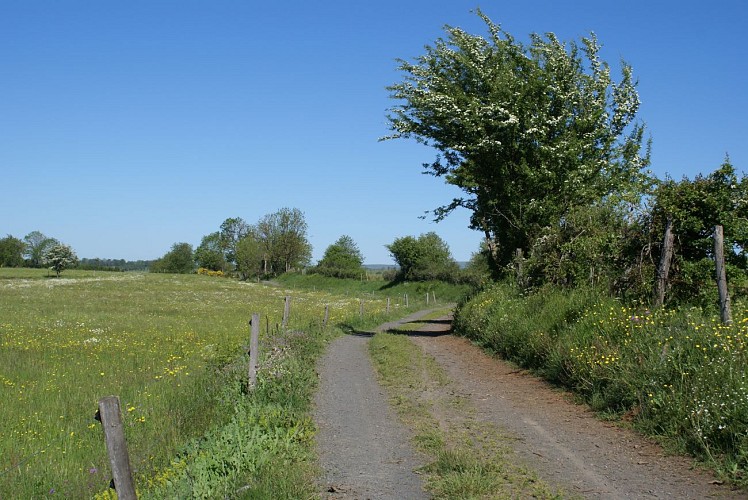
[0,269,397,497]
[454,282,748,484]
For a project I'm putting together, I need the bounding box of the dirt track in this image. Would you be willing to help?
[314,310,747,499]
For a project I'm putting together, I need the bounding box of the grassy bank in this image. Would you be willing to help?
[277,272,473,305]
[454,282,748,485]
[0,269,406,497]
[369,310,562,499]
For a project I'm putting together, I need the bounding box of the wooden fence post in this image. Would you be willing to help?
[249,313,260,389]
[323,305,329,328]
[426,293,429,305]
[405,293,408,307]
[359,299,364,317]
[654,217,675,308]
[97,396,137,500]
[432,291,436,305]
[515,248,524,288]
[714,225,733,325]
[282,296,291,328]
[386,297,390,314]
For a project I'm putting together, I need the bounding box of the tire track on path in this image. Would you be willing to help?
[313,309,440,499]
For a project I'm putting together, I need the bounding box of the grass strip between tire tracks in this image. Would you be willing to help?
[369,308,565,499]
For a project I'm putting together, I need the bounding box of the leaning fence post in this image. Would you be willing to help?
[714,225,733,325]
[282,296,291,328]
[432,291,437,304]
[248,313,260,389]
[96,396,137,500]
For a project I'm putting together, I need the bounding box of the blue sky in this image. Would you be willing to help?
[2,1,746,264]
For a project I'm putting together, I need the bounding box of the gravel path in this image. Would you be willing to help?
[314,309,747,499]
[313,310,440,499]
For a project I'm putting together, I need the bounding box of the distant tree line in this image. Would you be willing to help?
[155,207,314,277]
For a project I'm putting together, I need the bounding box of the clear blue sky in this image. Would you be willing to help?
[2,1,746,264]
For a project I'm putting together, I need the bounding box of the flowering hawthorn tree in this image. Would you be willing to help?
[384,10,651,272]
[43,243,78,277]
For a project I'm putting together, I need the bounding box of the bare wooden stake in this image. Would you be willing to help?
[248,313,260,389]
[386,297,390,314]
[426,293,429,305]
[432,291,437,304]
[282,296,291,328]
[654,217,675,308]
[714,225,733,325]
[323,304,329,328]
[405,293,409,307]
[97,396,137,500]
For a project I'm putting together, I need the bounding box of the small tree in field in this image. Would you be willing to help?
[316,235,365,278]
[43,243,78,277]
[387,232,459,282]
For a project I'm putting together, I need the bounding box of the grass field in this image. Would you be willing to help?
[0,269,404,497]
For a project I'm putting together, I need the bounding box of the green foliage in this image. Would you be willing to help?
[385,10,650,271]
[150,242,195,274]
[0,234,25,267]
[386,232,460,282]
[41,243,78,277]
[524,201,647,294]
[23,231,58,268]
[194,231,227,272]
[257,207,312,275]
[218,217,250,267]
[315,235,364,279]
[455,284,748,484]
[235,227,264,280]
[650,158,748,307]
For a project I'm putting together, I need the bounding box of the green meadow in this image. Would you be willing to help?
[0,269,404,497]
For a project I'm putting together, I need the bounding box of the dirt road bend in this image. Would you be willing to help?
[313,310,441,499]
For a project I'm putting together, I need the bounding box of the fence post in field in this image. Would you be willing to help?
[426,293,429,305]
[515,248,524,288]
[432,291,437,304]
[405,293,409,307]
[249,313,260,389]
[96,396,136,500]
[714,225,733,325]
[282,296,291,329]
[359,299,364,317]
[323,305,329,328]
[654,217,675,308]
[386,297,390,314]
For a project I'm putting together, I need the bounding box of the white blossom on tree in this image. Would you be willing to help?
[42,243,78,278]
[384,10,651,271]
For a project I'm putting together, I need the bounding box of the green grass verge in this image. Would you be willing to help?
[454,281,748,487]
[369,312,563,499]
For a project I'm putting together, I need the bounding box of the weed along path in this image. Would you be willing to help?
[313,310,439,499]
[404,312,746,499]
